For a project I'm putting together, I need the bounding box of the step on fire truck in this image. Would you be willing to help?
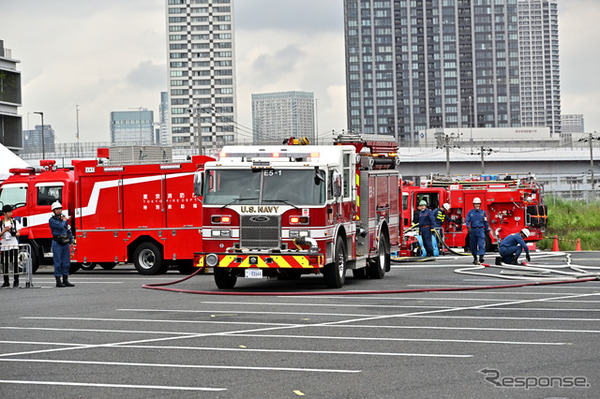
[400,173,547,255]
[194,134,401,289]
[0,151,213,274]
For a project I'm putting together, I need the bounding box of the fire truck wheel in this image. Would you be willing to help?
[133,242,165,275]
[80,263,96,271]
[214,267,237,289]
[324,239,347,288]
[369,234,389,279]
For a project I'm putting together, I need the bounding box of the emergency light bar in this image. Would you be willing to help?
[219,151,320,161]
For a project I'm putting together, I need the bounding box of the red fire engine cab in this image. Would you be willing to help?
[0,154,213,274]
[401,174,547,253]
[194,134,400,289]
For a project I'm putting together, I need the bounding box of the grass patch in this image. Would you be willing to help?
[537,197,600,251]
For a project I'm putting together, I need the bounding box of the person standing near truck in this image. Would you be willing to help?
[48,201,74,288]
[418,200,436,257]
[466,197,489,265]
[1,205,21,288]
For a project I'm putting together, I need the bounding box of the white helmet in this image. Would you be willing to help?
[51,201,63,211]
[521,228,531,238]
[473,197,482,204]
[442,203,450,211]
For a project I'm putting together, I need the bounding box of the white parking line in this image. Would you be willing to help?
[0,379,225,391]
[0,358,361,374]
[225,333,565,346]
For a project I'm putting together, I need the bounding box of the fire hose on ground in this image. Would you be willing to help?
[142,251,600,296]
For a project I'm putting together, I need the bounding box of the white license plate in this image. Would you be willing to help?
[245,269,263,279]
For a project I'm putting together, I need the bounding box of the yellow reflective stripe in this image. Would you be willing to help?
[292,256,311,268]
[272,256,292,268]
[218,255,236,267]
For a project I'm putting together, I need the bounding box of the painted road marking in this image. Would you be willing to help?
[0,358,361,374]
[0,379,225,391]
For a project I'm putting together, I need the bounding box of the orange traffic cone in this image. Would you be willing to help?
[576,238,582,251]
[552,235,559,252]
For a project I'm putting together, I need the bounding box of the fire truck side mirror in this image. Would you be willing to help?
[314,167,325,185]
[332,171,342,198]
[193,172,203,197]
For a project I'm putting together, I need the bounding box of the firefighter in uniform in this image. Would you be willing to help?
[466,197,489,265]
[499,228,531,265]
[418,200,436,257]
[433,203,459,251]
[49,201,74,288]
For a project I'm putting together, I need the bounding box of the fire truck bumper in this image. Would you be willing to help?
[194,252,325,273]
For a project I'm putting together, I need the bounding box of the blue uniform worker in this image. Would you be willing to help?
[418,200,436,257]
[48,201,74,288]
[499,229,531,264]
[465,197,489,264]
[433,203,459,251]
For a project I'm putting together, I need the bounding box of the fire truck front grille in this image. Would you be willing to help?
[240,215,281,249]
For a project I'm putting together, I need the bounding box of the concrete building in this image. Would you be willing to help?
[110,110,154,146]
[0,39,22,152]
[165,0,237,153]
[561,113,584,143]
[22,125,56,155]
[517,0,561,135]
[252,91,315,145]
[418,127,558,149]
[343,0,561,145]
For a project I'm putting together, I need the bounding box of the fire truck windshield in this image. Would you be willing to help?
[204,169,326,206]
[0,184,28,210]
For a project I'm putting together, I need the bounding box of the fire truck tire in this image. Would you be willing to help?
[133,242,165,275]
[324,239,347,288]
[369,234,389,279]
[80,263,96,271]
[214,267,237,289]
[99,262,117,270]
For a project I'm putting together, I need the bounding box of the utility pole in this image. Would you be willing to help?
[591,132,595,191]
[481,146,485,174]
[76,105,80,158]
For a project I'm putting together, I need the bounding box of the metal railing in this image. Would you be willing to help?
[1,244,34,288]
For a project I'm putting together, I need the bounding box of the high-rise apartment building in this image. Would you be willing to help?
[517,0,560,135]
[561,113,584,143]
[165,0,237,153]
[252,91,315,145]
[343,0,560,144]
[0,39,23,152]
[110,110,155,146]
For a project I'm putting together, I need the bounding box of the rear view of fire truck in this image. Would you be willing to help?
[194,134,400,289]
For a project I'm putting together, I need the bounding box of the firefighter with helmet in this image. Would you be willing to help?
[433,202,460,252]
[417,200,436,257]
[466,197,489,264]
[498,228,531,265]
[48,201,74,287]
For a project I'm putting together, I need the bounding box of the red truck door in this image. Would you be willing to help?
[122,174,166,228]
[78,174,123,230]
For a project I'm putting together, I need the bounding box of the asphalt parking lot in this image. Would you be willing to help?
[1,251,599,398]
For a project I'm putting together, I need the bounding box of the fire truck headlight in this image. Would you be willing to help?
[211,229,232,238]
[205,253,219,267]
[289,230,310,238]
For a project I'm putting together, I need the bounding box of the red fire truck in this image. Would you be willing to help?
[400,174,547,254]
[194,135,400,288]
[0,153,213,274]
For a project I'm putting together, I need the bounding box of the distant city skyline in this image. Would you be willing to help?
[1,0,599,147]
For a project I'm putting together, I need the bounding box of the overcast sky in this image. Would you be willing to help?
[1,0,598,145]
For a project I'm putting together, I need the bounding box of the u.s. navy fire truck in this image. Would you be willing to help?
[0,153,213,274]
[194,135,400,288]
[400,174,546,254]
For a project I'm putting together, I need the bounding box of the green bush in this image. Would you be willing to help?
[537,197,600,251]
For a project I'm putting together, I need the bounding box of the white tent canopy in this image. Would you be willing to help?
[0,143,30,181]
